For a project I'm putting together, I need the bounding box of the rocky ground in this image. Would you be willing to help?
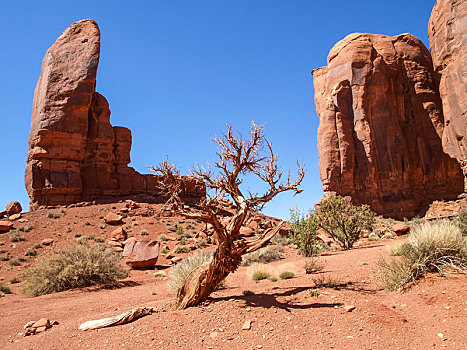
[0,202,466,349]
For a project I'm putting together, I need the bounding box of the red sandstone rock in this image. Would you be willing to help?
[429,0,467,185]
[0,221,14,232]
[41,238,54,246]
[122,239,159,268]
[111,226,127,241]
[104,213,123,225]
[25,20,205,210]
[6,201,22,217]
[8,213,21,221]
[392,224,410,235]
[312,33,464,219]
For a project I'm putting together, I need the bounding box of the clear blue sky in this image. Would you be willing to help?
[0,0,436,219]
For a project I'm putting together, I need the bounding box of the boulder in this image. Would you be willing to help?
[32,318,51,329]
[429,0,467,185]
[6,201,22,217]
[392,224,410,235]
[104,213,123,225]
[239,226,254,237]
[0,221,14,232]
[8,213,21,221]
[312,33,464,219]
[0,211,5,218]
[122,239,160,268]
[24,20,206,210]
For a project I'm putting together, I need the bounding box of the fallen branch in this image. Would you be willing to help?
[78,307,156,331]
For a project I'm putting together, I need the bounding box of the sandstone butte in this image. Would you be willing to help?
[429,0,467,184]
[312,31,464,219]
[25,19,205,210]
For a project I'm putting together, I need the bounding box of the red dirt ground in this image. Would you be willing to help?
[1,203,466,349]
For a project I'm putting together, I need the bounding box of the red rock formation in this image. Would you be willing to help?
[429,0,467,184]
[312,33,464,219]
[26,20,204,209]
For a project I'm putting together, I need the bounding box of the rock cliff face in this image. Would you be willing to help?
[26,20,204,209]
[312,33,464,219]
[429,0,467,184]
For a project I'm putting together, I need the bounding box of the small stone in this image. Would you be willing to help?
[32,318,51,329]
[344,305,356,312]
[0,220,14,232]
[242,320,252,330]
[437,333,444,338]
[41,238,54,246]
[35,326,47,333]
[24,321,35,329]
[392,224,410,235]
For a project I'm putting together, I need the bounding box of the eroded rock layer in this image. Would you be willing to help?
[312,33,464,219]
[429,0,467,184]
[26,20,204,209]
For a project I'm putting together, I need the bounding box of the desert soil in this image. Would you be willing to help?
[0,203,466,349]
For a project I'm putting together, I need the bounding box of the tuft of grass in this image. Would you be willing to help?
[173,246,191,254]
[458,208,467,236]
[376,220,467,291]
[47,212,61,219]
[168,251,214,294]
[25,249,37,257]
[22,243,128,297]
[309,288,320,297]
[0,249,6,254]
[10,276,21,284]
[279,271,295,279]
[151,292,157,295]
[304,257,325,274]
[271,235,289,246]
[243,290,255,296]
[241,245,283,266]
[0,284,12,294]
[74,233,82,238]
[196,238,208,248]
[159,235,168,242]
[267,276,278,282]
[84,222,91,226]
[10,231,25,242]
[9,258,21,267]
[176,226,184,235]
[252,271,271,281]
[140,230,149,236]
[312,274,341,289]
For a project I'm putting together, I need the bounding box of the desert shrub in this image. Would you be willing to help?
[9,258,21,266]
[173,246,191,254]
[243,290,255,296]
[22,243,128,297]
[159,235,168,242]
[33,243,42,249]
[309,288,320,297]
[368,232,379,241]
[268,276,278,282]
[288,208,319,257]
[458,208,467,236]
[241,245,283,266]
[312,273,341,288]
[0,255,9,261]
[0,249,5,254]
[47,212,61,219]
[279,271,295,279]
[10,230,25,242]
[252,271,271,281]
[10,276,21,284]
[271,235,289,246]
[25,249,37,257]
[0,284,12,294]
[176,226,184,235]
[315,196,375,250]
[376,220,467,291]
[168,251,215,294]
[140,229,149,236]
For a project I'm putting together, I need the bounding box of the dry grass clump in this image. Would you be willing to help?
[168,251,214,294]
[377,220,467,291]
[247,263,272,281]
[241,245,283,266]
[279,271,295,279]
[22,243,128,297]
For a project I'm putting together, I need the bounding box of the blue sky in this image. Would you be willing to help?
[0,0,436,219]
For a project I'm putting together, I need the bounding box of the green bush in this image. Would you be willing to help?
[288,208,319,257]
[22,243,128,297]
[25,249,37,257]
[168,251,215,294]
[315,196,375,250]
[47,212,61,219]
[376,220,467,291]
[279,271,295,279]
[241,245,283,266]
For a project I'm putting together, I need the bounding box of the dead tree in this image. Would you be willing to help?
[152,122,304,309]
